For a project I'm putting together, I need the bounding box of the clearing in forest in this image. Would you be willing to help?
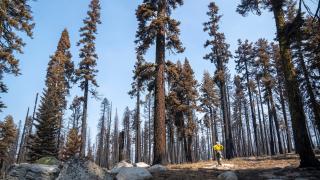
[152,155,320,180]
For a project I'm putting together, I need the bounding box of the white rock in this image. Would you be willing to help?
[217,171,238,180]
[134,162,150,168]
[116,167,152,180]
[148,164,168,173]
[111,161,134,174]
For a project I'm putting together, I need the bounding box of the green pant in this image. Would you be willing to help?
[216,151,222,165]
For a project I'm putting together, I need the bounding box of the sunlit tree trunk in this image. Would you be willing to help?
[153,1,166,165]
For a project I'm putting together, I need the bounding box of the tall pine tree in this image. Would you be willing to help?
[255,39,283,155]
[75,0,101,158]
[234,39,259,155]
[28,29,73,162]
[180,59,198,162]
[96,98,108,166]
[203,2,234,159]
[135,0,185,164]
[199,71,219,154]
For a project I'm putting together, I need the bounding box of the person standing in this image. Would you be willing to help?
[213,141,224,166]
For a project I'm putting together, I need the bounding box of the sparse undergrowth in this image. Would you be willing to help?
[152,155,320,180]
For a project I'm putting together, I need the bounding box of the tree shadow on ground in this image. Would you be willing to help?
[151,164,320,180]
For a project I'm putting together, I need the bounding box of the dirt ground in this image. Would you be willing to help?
[151,155,320,180]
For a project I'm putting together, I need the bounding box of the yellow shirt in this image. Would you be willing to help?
[213,144,223,151]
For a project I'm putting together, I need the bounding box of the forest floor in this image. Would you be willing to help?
[151,154,320,180]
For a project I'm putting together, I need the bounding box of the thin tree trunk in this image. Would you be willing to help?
[185,110,193,163]
[119,131,125,162]
[97,103,106,166]
[148,95,152,164]
[207,127,211,160]
[268,88,284,154]
[256,94,266,154]
[267,100,276,155]
[279,86,292,153]
[257,78,269,155]
[245,64,259,155]
[17,108,29,163]
[30,93,38,135]
[239,100,246,156]
[244,100,252,156]
[209,108,216,159]
[214,113,219,143]
[57,108,64,152]
[105,105,112,168]
[183,132,188,163]
[220,77,234,159]
[169,122,175,163]
[80,79,89,157]
[135,85,141,163]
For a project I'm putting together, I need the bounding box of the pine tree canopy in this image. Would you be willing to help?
[75,0,101,90]
[0,0,34,111]
[199,71,219,113]
[203,2,232,67]
[135,0,185,55]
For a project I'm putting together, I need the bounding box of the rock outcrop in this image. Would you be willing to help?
[7,163,60,180]
[110,161,134,174]
[57,158,112,180]
[148,164,168,173]
[217,171,238,180]
[116,167,152,180]
[7,159,158,180]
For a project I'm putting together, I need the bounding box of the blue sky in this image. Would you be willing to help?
[1,0,277,134]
